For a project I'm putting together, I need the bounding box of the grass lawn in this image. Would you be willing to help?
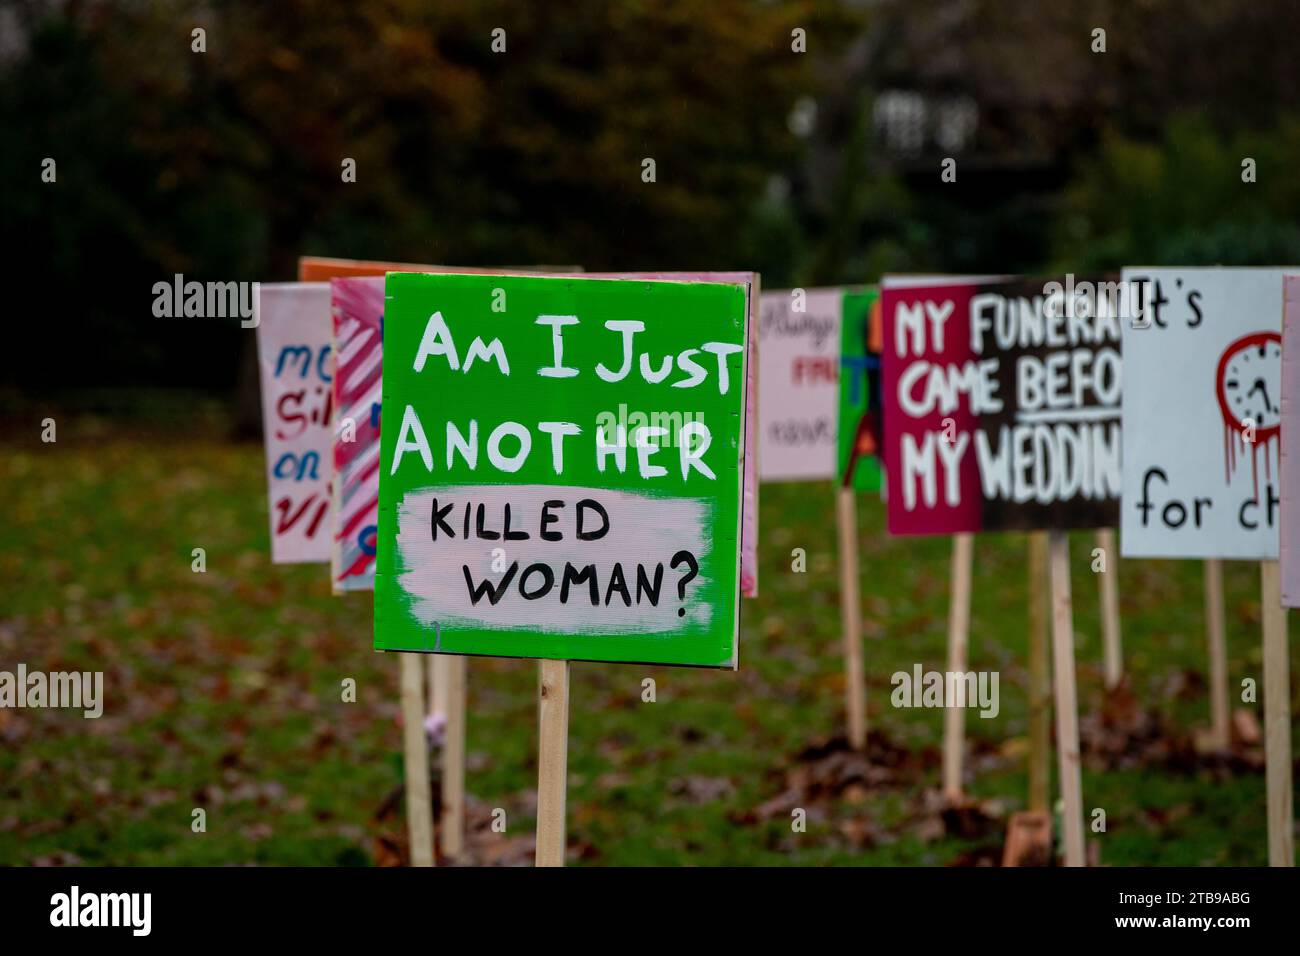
[0,416,1293,865]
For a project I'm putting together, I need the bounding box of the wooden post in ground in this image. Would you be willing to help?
[535,659,571,867]
[1203,559,1231,750]
[399,654,434,867]
[1260,561,1294,866]
[836,487,867,749]
[1027,531,1051,813]
[427,655,442,721]
[943,532,973,801]
[441,656,467,859]
[1096,529,1122,689]
[1048,531,1085,867]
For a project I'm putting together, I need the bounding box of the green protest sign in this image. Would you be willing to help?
[375,273,750,668]
[837,287,884,490]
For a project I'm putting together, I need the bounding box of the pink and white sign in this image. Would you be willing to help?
[757,288,841,482]
[256,283,334,563]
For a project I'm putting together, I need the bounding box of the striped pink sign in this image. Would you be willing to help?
[330,277,386,591]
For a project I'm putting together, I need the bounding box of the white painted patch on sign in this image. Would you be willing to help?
[395,484,712,634]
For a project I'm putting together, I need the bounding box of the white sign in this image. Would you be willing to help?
[1121,267,1290,559]
[757,288,841,482]
[255,283,334,563]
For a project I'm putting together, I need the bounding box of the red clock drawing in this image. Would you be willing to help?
[1215,330,1282,491]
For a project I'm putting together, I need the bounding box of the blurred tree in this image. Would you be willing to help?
[3,0,850,397]
[7,0,1300,408]
[1054,118,1300,269]
[800,0,1300,282]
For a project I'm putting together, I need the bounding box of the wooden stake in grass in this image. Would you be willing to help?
[1203,559,1230,750]
[428,655,467,859]
[836,487,867,749]
[943,532,973,802]
[399,654,435,867]
[1027,531,1051,814]
[535,659,571,867]
[1260,561,1294,867]
[441,656,467,860]
[1096,528,1123,689]
[1048,531,1085,867]
[427,655,442,720]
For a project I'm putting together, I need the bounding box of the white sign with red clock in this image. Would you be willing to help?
[1121,267,1293,559]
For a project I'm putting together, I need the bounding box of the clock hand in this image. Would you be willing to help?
[1247,378,1275,414]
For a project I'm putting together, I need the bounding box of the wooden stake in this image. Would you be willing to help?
[427,655,450,858]
[1260,561,1294,867]
[1027,532,1051,813]
[1048,531,1085,867]
[399,654,435,867]
[1096,529,1123,689]
[427,655,442,719]
[1203,559,1230,750]
[441,655,467,860]
[943,532,973,801]
[836,487,867,749]
[535,659,570,867]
